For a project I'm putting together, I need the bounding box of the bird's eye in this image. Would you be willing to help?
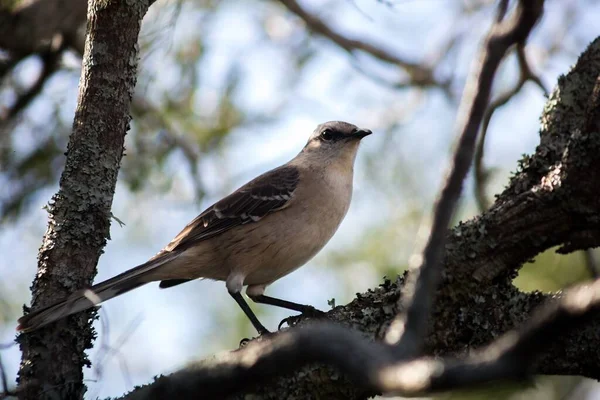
[321,129,334,141]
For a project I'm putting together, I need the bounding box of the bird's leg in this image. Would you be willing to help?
[249,294,324,316]
[227,274,270,335]
[246,285,326,330]
[229,291,270,335]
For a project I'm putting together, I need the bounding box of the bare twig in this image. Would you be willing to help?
[278,0,446,89]
[1,43,65,125]
[0,54,24,81]
[91,310,141,398]
[497,0,510,22]
[583,245,600,280]
[474,43,548,211]
[384,0,544,356]
[122,278,600,400]
[131,97,201,166]
[0,343,17,399]
[130,97,206,198]
[0,0,86,56]
[0,352,9,398]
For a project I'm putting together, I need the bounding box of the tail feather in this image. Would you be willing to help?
[17,251,181,332]
[159,278,193,288]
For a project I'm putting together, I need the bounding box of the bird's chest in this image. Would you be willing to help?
[317,168,352,216]
[294,168,353,246]
[241,168,353,284]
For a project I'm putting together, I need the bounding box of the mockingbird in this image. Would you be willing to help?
[17,121,372,334]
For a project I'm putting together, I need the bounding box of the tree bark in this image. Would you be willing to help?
[16,1,152,399]
[118,36,600,400]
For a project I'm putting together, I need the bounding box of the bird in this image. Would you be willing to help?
[17,121,372,335]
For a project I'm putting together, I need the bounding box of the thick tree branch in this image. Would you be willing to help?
[15,1,152,399]
[120,278,600,400]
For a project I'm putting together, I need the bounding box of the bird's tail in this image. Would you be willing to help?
[17,251,181,333]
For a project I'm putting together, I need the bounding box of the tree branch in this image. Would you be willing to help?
[278,0,446,89]
[583,250,599,278]
[15,1,153,398]
[119,277,600,400]
[0,350,15,399]
[385,0,544,356]
[474,43,548,212]
[0,41,65,125]
[0,0,86,56]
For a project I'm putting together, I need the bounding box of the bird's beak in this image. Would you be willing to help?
[353,129,372,139]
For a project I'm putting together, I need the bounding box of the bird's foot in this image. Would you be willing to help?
[278,307,326,330]
[239,329,275,348]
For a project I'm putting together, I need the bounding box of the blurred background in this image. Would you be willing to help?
[1,0,599,398]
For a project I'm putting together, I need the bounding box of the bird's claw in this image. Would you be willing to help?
[278,316,297,330]
[278,307,326,330]
[239,330,274,348]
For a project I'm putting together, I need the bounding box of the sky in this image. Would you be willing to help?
[1,0,599,398]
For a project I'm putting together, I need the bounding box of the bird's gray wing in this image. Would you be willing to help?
[162,165,300,253]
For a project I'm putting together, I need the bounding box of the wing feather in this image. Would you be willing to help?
[161,165,299,253]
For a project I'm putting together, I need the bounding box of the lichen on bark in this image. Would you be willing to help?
[16,1,152,399]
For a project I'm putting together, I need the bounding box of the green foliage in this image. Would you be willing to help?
[514,248,593,293]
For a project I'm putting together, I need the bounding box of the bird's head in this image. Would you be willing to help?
[301,121,372,166]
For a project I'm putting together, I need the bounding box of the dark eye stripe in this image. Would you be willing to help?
[321,129,343,141]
